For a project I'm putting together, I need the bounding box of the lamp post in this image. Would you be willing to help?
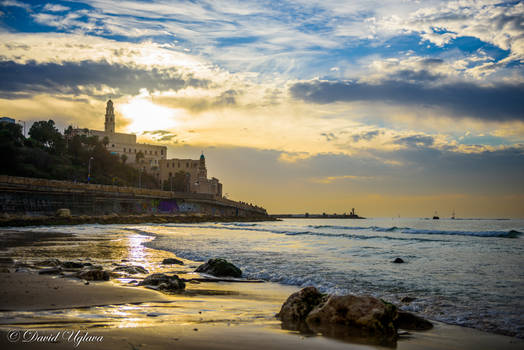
[170,175,173,192]
[87,157,94,183]
[138,167,142,189]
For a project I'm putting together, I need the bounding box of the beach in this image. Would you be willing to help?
[0,223,523,350]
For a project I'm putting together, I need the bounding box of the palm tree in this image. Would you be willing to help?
[135,151,144,164]
[121,154,127,164]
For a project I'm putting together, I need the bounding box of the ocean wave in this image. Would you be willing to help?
[401,228,522,238]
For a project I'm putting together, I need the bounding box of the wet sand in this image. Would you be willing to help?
[0,228,522,350]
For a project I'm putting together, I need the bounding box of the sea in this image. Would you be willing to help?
[22,218,524,337]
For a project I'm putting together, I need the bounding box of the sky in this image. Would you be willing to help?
[0,0,523,218]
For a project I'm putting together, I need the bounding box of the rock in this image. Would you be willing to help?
[277,286,326,323]
[305,295,398,338]
[400,296,416,303]
[75,268,110,281]
[112,265,149,274]
[38,267,63,275]
[56,208,71,217]
[395,311,433,331]
[61,261,84,269]
[162,258,184,265]
[139,273,185,291]
[36,259,62,267]
[195,258,242,277]
[392,258,405,263]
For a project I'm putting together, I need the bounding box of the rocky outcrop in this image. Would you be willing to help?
[305,295,398,338]
[162,258,184,265]
[277,287,401,344]
[195,258,242,278]
[393,258,405,263]
[112,265,149,274]
[36,259,62,267]
[276,286,326,323]
[395,311,433,330]
[139,273,186,291]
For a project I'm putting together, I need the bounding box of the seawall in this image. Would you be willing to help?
[0,175,267,218]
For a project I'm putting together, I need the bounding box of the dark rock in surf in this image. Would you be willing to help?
[395,311,433,330]
[139,273,185,291]
[195,258,242,278]
[392,258,405,263]
[400,296,416,303]
[162,258,184,265]
[112,265,149,274]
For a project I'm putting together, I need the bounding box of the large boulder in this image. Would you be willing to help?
[139,273,185,291]
[305,295,398,338]
[395,311,433,330]
[276,286,326,323]
[61,261,85,269]
[195,258,242,278]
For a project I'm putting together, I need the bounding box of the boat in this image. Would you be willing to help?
[432,211,439,220]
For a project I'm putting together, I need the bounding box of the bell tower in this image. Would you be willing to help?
[105,99,115,133]
[198,152,207,179]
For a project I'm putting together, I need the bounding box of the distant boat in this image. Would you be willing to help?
[451,209,455,220]
[433,211,439,220]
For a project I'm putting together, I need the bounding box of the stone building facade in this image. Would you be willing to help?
[157,154,222,197]
[72,100,222,197]
[73,100,167,167]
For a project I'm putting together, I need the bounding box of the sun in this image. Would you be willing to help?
[118,90,178,134]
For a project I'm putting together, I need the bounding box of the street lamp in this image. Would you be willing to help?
[87,157,94,183]
[138,167,143,189]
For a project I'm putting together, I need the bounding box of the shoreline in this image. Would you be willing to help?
[0,213,276,228]
[0,228,522,349]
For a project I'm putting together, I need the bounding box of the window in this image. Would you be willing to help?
[167,163,169,168]
[155,151,158,155]
[134,149,136,153]
[124,148,126,152]
[186,162,189,168]
[161,150,164,155]
[112,144,115,147]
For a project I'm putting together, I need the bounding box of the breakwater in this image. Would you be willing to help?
[0,175,267,218]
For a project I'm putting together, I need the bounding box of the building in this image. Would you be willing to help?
[73,100,167,168]
[73,100,222,197]
[157,153,222,197]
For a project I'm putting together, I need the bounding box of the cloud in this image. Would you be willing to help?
[42,3,70,12]
[290,79,524,121]
[0,60,209,99]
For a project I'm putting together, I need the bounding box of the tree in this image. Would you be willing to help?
[29,120,66,155]
[102,136,109,147]
[121,154,127,164]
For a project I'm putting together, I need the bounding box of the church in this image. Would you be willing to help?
[73,100,222,197]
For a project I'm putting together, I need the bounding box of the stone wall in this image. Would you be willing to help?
[0,175,267,217]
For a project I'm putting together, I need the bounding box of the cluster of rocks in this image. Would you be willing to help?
[276,286,432,345]
[138,273,186,292]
